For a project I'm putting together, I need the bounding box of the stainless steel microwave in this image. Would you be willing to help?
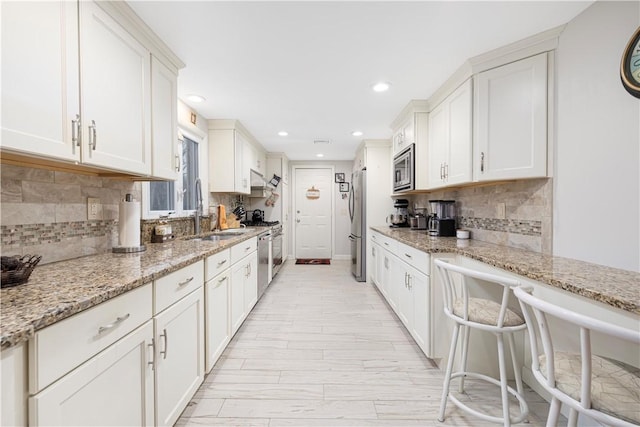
[393,144,415,192]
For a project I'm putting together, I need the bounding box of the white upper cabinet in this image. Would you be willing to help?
[474,53,548,181]
[209,120,266,194]
[79,1,151,175]
[390,101,429,190]
[428,79,473,189]
[151,56,179,180]
[1,1,182,178]
[1,1,80,162]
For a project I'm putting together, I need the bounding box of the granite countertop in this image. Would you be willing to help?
[372,226,640,315]
[0,228,265,350]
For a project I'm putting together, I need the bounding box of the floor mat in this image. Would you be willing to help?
[295,258,331,265]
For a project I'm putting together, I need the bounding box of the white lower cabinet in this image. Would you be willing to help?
[30,321,155,426]
[205,268,231,373]
[373,236,432,358]
[154,288,204,427]
[230,250,258,336]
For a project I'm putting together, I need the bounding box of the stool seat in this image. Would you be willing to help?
[539,352,640,425]
[453,298,524,327]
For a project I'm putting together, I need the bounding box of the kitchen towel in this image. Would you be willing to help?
[118,197,141,248]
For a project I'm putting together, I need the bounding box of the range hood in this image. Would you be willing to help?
[250,170,269,198]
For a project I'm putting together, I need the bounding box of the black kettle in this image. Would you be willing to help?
[251,209,265,223]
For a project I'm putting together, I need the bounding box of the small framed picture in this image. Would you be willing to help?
[335,173,345,183]
[339,182,349,192]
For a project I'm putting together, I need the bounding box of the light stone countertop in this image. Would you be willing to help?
[371,226,640,316]
[0,228,265,350]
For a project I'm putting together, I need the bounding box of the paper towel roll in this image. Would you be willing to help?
[118,199,141,248]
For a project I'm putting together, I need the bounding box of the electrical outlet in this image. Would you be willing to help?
[87,197,102,220]
[496,202,506,219]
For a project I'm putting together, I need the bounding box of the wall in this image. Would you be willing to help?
[0,164,140,264]
[409,178,552,254]
[288,161,353,258]
[553,1,640,271]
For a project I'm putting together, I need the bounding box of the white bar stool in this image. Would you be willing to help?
[514,285,640,427]
[434,259,529,426]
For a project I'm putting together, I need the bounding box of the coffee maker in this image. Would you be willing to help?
[427,200,456,236]
[387,199,410,228]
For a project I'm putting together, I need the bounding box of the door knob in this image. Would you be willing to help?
[296,219,300,223]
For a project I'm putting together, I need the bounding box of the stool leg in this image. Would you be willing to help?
[507,332,528,419]
[496,332,511,427]
[439,322,461,422]
[458,324,470,393]
[546,397,561,427]
[567,408,578,427]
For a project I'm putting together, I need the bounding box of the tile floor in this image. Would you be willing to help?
[176,260,563,426]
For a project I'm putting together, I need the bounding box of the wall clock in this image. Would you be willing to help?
[620,27,640,98]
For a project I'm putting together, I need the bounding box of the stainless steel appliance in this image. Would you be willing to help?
[393,144,415,192]
[387,199,410,228]
[270,224,283,280]
[257,230,271,299]
[349,169,366,281]
[427,200,457,236]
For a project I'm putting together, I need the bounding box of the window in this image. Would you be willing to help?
[144,133,201,218]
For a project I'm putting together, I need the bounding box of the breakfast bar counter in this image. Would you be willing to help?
[371,226,640,315]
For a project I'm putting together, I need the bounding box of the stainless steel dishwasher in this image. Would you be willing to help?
[257,229,271,300]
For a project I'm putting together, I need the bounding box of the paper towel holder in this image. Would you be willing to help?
[113,193,146,253]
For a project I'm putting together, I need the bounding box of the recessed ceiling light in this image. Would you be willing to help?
[316,153,324,158]
[278,131,289,137]
[186,94,206,103]
[352,131,363,137]
[372,82,391,92]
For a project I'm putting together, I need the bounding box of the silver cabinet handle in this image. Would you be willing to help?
[217,259,227,267]
[71,114,81,152]
[88,120,97,150]
[98,313,130,334]
[404,253,412,259]
[160,328,168,359]
[384,242,389,247]
[178,276,194,287]
[217,276,227,284]
[248,262,252,276]
[481,152,485,173]
[444,163,449,180]
[407,274,412,290]
[147,339,155,370]
[245,246,251,252]
[404,272,408,288]
[175,154,181,172]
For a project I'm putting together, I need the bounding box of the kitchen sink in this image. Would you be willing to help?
[213,228,250,234]
[190,234,238,242]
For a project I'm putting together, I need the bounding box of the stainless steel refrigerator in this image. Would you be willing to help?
[349,169,366,281]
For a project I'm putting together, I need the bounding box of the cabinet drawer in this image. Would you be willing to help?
[205,249,231,282]
[154,260,204,315]
[372,233,398,253]
[29,283,152,393]
[231,237,257,265]
[397,241,430,275]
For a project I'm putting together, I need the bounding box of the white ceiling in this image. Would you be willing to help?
[129,1,592,161]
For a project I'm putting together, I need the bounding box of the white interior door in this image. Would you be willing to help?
[294,168,332,259]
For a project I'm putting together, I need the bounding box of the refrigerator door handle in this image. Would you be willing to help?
[348,183,355,221]
[348,235,356,241]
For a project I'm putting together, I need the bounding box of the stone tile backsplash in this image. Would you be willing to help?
[408,178,552,254]
[1,164,140,264]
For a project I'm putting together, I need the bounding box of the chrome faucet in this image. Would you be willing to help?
[194,178,203,235]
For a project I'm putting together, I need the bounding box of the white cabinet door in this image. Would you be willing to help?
[446,79,473,185]
[428,79,473,189]
[79,1,151,175]
[230,260,247,335]
[155,288,204,427]
[30,321,154,427]
[427,102,448,188]
[205,270,230,373]
[235,132,250,194]
[396,262,413,329]
[243,253,258,313]
[382,252,398,312]
[370,242,379,287]
[1,1,80,162]
[409,265,431,357]
[474,53,548,181]
[392,116,414,155]
[151,56,178,180]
